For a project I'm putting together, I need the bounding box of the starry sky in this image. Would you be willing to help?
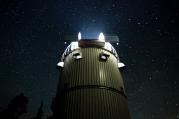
[0,0,179,119]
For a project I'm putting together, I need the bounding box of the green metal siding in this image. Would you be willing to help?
[60,48,125,93]
[54,48,131,119]
[62,89,130,119]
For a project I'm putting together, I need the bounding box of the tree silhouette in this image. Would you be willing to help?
[0,93,29,119]
[32,101,43,119]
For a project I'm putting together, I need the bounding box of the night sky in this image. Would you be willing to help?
[0,0,179,119]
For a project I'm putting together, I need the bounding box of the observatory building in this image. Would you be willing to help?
[52,33,131,119]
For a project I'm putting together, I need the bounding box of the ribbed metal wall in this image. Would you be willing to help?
[59,48,125,92]
[54,48,131,119]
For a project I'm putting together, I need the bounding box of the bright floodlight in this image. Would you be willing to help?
[78,32,81,40]
[57,62,64,67]
[118,62,125,68]
[98,32,105,42]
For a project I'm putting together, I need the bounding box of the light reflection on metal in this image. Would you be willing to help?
[71,42,79,50]
[118,62,125,68]
[57,62,64,67]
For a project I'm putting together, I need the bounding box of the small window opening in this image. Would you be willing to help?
[100,52,110,61]
[73,52,82,60]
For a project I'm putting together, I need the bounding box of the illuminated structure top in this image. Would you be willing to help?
[64,33,119,43]
[62,32,118,58]
[58,32,125,68]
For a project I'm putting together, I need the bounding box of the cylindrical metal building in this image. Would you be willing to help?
[52,33,131,119]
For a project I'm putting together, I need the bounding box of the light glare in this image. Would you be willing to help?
[98,32,105,42]
[118,63,125,68]
[78,32,81,40]
[57,62,64,67]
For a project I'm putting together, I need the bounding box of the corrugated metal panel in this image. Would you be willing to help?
[57,88,130,119]
[54,47,131,119]
[60,48,125,93]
